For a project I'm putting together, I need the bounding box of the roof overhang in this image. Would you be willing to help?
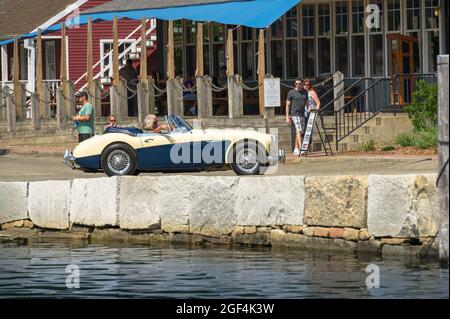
[0,0,301,45]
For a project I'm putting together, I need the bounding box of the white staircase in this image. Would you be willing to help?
[74,19,157,90]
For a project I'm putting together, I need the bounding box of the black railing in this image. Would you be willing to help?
[316,73,437,151]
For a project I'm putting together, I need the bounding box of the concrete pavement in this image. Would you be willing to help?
[0,152,438,182]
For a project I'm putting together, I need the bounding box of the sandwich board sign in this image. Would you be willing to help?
[264,78,281,107]
[301,110,317,154]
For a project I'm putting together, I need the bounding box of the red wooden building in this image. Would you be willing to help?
[0,0,157,92]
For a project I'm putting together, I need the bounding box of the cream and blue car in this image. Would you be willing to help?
[64,115,285,176]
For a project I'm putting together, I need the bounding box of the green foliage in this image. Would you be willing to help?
[395,127,438,149]
[395,133,414,147]
[360,140,376,152]
[404,80,438,131]
[381,145,396,152]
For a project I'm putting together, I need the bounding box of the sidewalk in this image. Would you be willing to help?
[0,144,438,163]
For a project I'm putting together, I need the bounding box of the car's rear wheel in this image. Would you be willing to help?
[101,143,137,177]
[231,141,266,176]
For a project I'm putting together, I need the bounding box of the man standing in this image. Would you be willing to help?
[72,91,95,143]
[119,59,139,117]
[286,79,308,156]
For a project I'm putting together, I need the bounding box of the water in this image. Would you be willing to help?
[0,242,448,298]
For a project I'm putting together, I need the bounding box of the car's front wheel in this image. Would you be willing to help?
[231,142,265,175]
[101,143,137,177]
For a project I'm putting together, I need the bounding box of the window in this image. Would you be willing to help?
[425,0,440,71]
[270,17,284,77]
[336,1,349,35]
[211,23,225,77]
[425,0,440,29]
[408,32,422,72]
[286,7,298,38]
[426,31,439,71]
[370,0,384,76]
[271,17,283,39]
[302,39,315,78]
[352,36,365,77]
[241,27,254,80]
[352,0,365,34]
[318,4,331,75]
[335,1,349,75]
[241,42,254,80]
[406,0,421,30]
[352,1,365,77]
[185,21,196,77]
[335,37,349,75]
[270,41,283,77]
[387,0,401,31]
[302,5,315,37]
[370,35,384,76]
[45,41,56,80]
[101,40,133,78]
[285,7,298,79]
[174,21,183,76]
[318,4,331,37]
[302,5,315,77]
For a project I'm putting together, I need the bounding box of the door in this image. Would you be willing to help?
[387,34,415,104]
[45,41,56,80]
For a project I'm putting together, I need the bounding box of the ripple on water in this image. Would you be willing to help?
[0,242,448,299]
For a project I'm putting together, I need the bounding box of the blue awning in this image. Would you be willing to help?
[0,0,300,45]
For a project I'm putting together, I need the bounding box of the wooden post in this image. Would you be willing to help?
[87,17,94,97]
[167,78,183,116]
[166,20,179,114]
[438,55,449,266]
[226,28,234,77]
[333,71,344,112]
[197,75,213,118]
[258,29,267,118]
[13,38,22,118]
[167,20,175,81]
[4,86,16,132]
[113,16,120,86]
[60,22,70,120]
[140,17,148,82]
[67,81,76,117]
[228,75,243,119]
[37,30,44,119]
[137,81,149,124]
[196,23,204,77]
[43,82,52,119]
[195,23,212,118]
[148,77,156,115]
[56,87,64,130]
[93,79,102,118]
[31,93,40,130]
[226,28,242,118]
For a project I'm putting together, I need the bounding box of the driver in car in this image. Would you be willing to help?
[143,114,175,133]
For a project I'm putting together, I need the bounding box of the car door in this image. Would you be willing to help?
[136,132,183,169]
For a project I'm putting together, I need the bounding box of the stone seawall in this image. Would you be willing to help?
[0,174,440,259]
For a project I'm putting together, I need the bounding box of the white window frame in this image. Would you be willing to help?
[99,39,135,78]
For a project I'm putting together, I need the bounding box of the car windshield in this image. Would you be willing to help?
[166,115,193,133]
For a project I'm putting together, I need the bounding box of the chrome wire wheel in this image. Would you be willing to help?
[106,150,131,175]
[235,147,259,174]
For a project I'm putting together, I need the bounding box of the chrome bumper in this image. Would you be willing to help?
[63,150,77,169]
[268,149,286,166]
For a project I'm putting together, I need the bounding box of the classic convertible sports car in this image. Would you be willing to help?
[64,115,285,176]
